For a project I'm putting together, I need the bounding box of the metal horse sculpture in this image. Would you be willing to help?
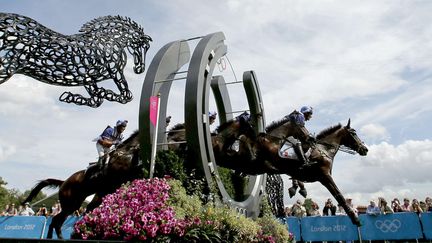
[0,13,152,107]
[215,119,368,226]
[23,131,142,239]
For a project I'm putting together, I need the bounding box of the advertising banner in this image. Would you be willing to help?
[301,216,359,241]
[281,217,301,241]
[420,212,432,240]
[359,212,422,240]
[0,216,46,239]
[43,216,81,239]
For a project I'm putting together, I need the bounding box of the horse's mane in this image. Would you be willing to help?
[265,116,290,133]
[216,120,236,133]
[316,124,342,140]
[167,123,185,137]
[79,15,144,33]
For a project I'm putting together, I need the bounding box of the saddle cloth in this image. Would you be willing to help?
[278,142,311,159]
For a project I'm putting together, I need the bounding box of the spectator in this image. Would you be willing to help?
[335,204,346,215]
[7,203,18,216]
[284,206,292,217]
[391,198,403,212]
[308,201,321,216]
[401,198,411,212]
[291,199,306,218]
[19,202,35,216]
[1,204,10,216]
[51,201,61,216]
[420,201,427,212]
[411,199,423,214]
[323,198,336,216]
[366,200,381,216]
[426,197,432,212]
[378,198,393,214]
[36,204,48,217]
[346,198,358,216]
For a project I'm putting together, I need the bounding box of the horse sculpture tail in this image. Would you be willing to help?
[22,179,64,205]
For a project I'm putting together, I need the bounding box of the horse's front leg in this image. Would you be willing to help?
[320,174,360,226]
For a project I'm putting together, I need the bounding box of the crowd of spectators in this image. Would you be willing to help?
[285,196,432,218]
[0,200,63,217]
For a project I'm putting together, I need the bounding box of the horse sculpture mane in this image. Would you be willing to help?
[79,15,144,34]
[0,13,152,107]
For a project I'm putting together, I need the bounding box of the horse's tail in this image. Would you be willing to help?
[22,179,64,205]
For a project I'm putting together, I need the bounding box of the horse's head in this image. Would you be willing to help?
[80,15,152,74]
[340,119,368,156]
[127,33,152,74]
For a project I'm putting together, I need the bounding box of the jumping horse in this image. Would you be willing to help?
[0,13,152,107]
[23,131,142,239]
[214,119,368,226]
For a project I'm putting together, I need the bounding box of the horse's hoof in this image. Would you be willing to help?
[299,188,307,198]
[288,187,297,198]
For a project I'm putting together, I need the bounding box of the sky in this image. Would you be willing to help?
[1,0,431,210]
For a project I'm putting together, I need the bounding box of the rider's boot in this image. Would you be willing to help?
[90,157,105,180]
[294,143,316,169]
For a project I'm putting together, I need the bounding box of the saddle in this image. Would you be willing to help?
[278,141,311,160]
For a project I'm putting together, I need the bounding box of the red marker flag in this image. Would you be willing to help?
[149,96,159,127]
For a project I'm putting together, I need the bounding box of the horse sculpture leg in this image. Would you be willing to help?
[59,82,105,107]
[0,49,19,84]
[320,175,361,226]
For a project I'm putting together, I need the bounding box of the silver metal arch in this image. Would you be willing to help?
[139,32,266,218]
[184,32,266,218]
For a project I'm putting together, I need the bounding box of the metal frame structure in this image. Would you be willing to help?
[139,32,266,218]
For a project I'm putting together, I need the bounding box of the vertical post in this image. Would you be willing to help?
[149,93,161,178]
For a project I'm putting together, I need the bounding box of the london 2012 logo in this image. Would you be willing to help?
[374,219,402,233]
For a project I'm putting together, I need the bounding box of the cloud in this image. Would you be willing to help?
[0,139,16,162]
[360,123,390,142]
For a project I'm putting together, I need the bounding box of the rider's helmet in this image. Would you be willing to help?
[300,106,313,115]
[209,111,217,119]
[116,120,128,127]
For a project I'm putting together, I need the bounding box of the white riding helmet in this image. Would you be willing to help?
[300,106,313,114]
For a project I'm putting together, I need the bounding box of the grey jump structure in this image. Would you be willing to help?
[139,32,266,218]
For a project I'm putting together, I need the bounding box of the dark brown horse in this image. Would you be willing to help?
[167,116,257,158]
[215,119,368,226]
[22,131,142,239]
[262,116,311,198]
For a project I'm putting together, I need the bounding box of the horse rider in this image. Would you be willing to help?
[92,120,128,178]
[209,111,217,125]
[286,106,316,168]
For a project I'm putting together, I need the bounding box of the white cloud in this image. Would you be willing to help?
[0,142,16,162]
[360,123,390,142]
